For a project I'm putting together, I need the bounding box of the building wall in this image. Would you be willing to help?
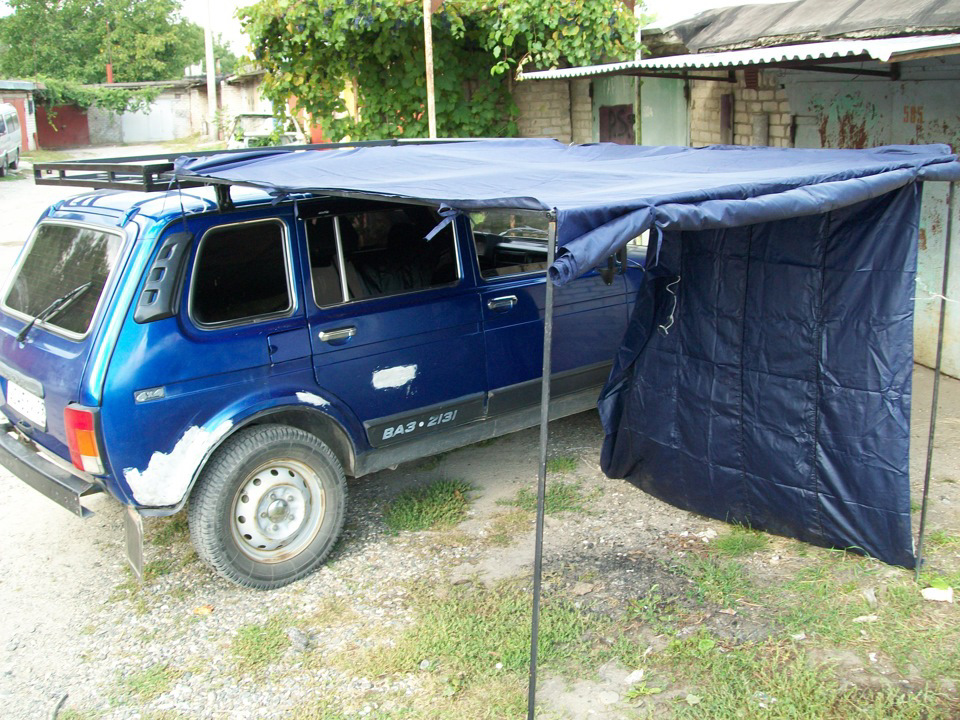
[688,69,792,148]
[513,78,572,143]
[779,56,960,377]
[89,86,198,144]
[570,79,592,144]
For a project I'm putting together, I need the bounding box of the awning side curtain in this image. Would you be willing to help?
[598,184,920,567]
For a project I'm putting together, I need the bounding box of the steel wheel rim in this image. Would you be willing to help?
[230,458,326,563]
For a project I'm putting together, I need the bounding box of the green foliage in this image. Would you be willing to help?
[546,454,579,474]
[713,524,769,557]
[241,0,641,140]
[506,480,592,514]
[231,615,291,672]
[114,663,181,703]
[0,0,212,84]
[35,77,160,115]
[384,478,472,533]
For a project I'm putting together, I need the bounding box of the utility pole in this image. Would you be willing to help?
[422,0,437,139]
[204,0,218,140]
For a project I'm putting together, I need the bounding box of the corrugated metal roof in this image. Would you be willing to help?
[671,0,960,54]
[520,34,960,80]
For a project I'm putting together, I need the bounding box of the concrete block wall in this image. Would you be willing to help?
[513,78,572,143]
[689,69,793,148]
[569,78,593,144]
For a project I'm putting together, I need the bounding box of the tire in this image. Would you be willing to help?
[0,157,6,178]
[10,151,18,170]
[188,424,347,589]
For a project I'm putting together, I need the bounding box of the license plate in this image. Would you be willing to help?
[5,379,46,428]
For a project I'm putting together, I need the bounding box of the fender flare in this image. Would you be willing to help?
[134,396,361,517]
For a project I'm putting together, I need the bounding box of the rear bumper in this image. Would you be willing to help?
[0,422,102,517]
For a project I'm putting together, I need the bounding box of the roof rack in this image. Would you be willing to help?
[32,138,468,192]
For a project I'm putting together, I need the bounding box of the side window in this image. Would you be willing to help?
[8,113,19,134]
[191,220,291,326]
[305,217,345,307]
[306,206,457,304]
[0,115,6,134]
[470,210,550,278]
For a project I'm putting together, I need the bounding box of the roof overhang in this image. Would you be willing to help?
[520,34,960,82]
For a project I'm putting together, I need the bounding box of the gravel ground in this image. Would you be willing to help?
[0,163,958,719]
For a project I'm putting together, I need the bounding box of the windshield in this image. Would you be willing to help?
[3,222,122,337]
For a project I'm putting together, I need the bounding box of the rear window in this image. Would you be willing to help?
[3,222,122,337]
[191,219,292,326]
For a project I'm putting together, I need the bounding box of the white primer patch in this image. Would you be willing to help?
[372,365,418,390]
[296,391,330,407]
[123,421,233,506]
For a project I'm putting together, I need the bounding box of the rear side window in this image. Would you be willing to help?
[191,220,291,326]
[470,210,550,278]
[3,222,122,337]
[306,205,458,305]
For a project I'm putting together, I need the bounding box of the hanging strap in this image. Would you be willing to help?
[424,204,460,241]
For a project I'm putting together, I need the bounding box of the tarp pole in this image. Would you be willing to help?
[527,214,557,720]
[916,180,955,580]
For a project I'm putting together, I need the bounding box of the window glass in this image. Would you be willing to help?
[305,217,344,306]
[4,223,122,336]
[470,210,550,278]
[9,113,19,134]
[0,115,6,134]
[192,221,290,325]
[311,206,457,303]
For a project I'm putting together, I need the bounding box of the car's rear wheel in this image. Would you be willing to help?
[188,424,346,589]
[10,151,18,170]
[0,156,6,177]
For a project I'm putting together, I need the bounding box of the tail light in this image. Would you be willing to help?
[64,405,105,475]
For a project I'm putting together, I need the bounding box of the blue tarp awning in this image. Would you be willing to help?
[176,139,960,567]
[176,139,960,285]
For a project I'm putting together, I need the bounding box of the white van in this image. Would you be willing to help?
[0,103,22,176]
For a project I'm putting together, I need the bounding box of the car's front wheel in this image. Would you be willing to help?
[188,424,346,589]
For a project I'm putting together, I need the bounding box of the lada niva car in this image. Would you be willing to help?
[0,148,645,588]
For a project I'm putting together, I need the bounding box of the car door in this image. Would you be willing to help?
[303,203,487,451]
[469,209,629,416]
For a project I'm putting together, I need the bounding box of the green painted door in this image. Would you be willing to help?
[638,77,688,146]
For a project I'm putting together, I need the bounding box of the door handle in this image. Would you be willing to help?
[318,326,356,342]
[487,295,517,311]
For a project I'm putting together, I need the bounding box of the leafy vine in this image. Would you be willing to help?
[242,0,640,140]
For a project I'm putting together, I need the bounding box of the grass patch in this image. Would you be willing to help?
[384,478,471,533]
[231,615,291,673]
[486,508,532,546]
[627,583,686,636]
[679,555,752,608]
[348,581,596,718]
[152,513,189,547]
[547,454,578,474]
[713,525,768,557]
[114,663,180,704]
[658,631,953,719]
[926,529,960,548]
[505,480,593,514]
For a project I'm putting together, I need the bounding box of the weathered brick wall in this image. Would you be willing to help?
[513,78,572,143]
[569,78,593,143]
[689,69,792,148]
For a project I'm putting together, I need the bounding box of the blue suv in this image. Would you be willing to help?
[0,153,644,588]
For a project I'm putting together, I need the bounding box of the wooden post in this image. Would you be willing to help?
[422,0,437,139]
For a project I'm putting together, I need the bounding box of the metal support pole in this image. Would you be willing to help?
[204,0,218,140]
[422,0,437,139]
[916,180,955,580]
[527,216,557,720]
